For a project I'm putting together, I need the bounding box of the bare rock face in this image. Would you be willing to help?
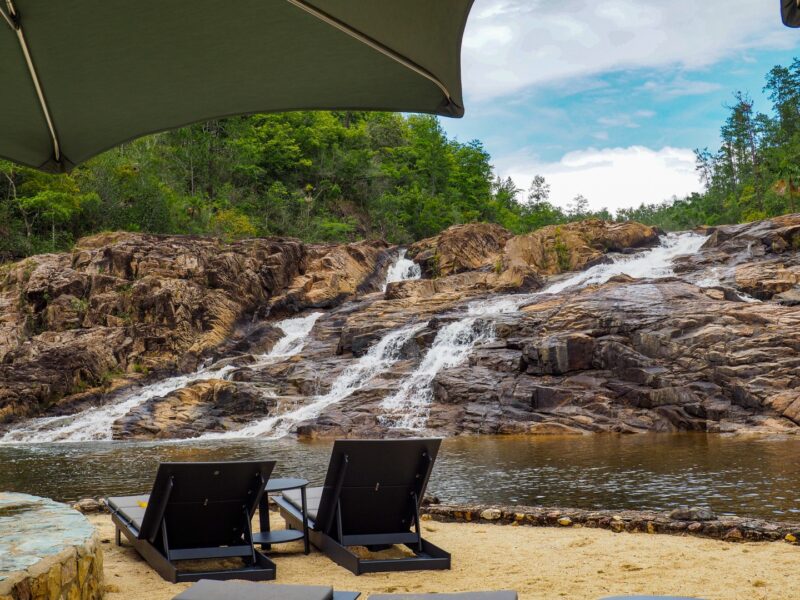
[0,232,391,425]
[8,215,800,441]
[503,219,659,276]
[408,223,513,277]
[403,220,657,299]
[268,240,392,313]
[420,279,800,435]
[111,379,271,439]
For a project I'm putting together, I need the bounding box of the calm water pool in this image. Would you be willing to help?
[1,434,798,520]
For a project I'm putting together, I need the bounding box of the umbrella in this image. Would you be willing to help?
[0,0,473,173]
[782,0,800,27]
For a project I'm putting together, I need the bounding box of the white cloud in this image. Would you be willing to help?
[597,109,655,128]
[462,0,796,100]
[499,146,703,212]
[641,78,723,97]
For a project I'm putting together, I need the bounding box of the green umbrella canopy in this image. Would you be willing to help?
[1,0,473,173]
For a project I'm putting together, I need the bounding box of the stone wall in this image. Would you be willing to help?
[422,503,800,545]
[0,493,104,600]
[0,538,104,600]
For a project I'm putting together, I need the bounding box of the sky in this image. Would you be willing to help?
[441,0,800,213]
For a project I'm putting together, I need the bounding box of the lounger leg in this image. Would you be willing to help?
[258,489,271,551]
[301,486,310,555]
[115,527,121,547]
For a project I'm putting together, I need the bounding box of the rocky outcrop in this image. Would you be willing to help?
[0,232,391,425]
[503,219,659,276]
[403,220,658,298]
[423,278,800,435]
[7,215,800,441]
[408,223,512,277]
[268,240,392,313]
[111,379,272,439]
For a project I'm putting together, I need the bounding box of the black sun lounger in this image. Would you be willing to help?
[107,461,276,583]
[173,579,360,600]
[371,593,517,600]
[274,438,450,575]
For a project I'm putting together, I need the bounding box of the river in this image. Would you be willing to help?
[1,434,798,520]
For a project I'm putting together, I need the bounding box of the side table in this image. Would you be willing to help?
[253,477,310,555]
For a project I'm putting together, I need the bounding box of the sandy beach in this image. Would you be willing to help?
[89,512,797,600]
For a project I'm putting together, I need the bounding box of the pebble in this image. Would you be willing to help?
[668,506,716,522]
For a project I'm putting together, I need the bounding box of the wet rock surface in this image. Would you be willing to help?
[4,216,800,440]
[0,233,391,426]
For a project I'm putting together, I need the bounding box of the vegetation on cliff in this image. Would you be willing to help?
[620,58,800,230]
[0,113,600,261]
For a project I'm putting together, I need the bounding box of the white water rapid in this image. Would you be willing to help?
[378,232,711,430]
[379,296,524,429]
[544,232,708,295]
[383,249,422,291]
[201,322,425,439]
[0,312,322,444]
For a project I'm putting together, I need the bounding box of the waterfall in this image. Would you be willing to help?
[383,249,422,291]
[202,322,425,439]
[543,232,708,295]
[379,297,524,430]
[0,312,322,444]
[252,312,323,362]
[378,232,711,430]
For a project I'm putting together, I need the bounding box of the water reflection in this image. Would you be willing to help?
[1,434,798,520]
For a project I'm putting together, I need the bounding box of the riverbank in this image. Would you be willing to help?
[89,512,797,600]
[424,503,800,544]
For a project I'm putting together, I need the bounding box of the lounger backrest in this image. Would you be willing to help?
[316,439,440,538]
[139,461,275,547]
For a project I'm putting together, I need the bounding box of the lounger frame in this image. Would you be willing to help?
[275,439,451,575]
[109,461,277,583]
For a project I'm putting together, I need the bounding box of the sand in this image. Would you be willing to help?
[89,513,797,600]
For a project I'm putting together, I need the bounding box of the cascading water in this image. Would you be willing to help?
[379,297,524,430]
[0,368,235,443]
[1,312,322,444]
[202,322,425,439]
[544,232,708,295]
[252,312,323,363]
[378,232,712,430]
[383,249,422,291]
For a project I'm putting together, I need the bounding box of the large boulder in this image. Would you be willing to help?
[407,223,513,277]
[111,379,271,439]
[503,220,659,276]
[269,240,392,312]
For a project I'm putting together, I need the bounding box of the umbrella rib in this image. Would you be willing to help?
[0,5,13,30]
[4,0,62,165]
[284,0,458,109]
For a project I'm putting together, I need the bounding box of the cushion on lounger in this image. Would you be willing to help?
[370,594,517,600]
[107,494,150,530]
[172,579,334,600]
[282,487,323,522]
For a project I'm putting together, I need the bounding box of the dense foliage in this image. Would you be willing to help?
[7,57,798,260]
[1,112,602,261]
[619,58,800,230]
